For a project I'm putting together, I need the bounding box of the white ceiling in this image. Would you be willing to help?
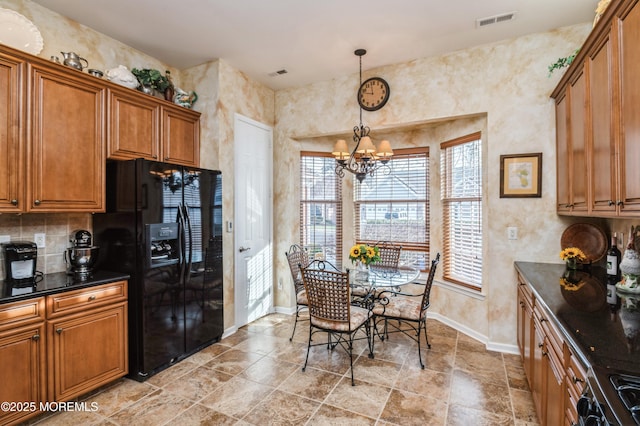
[33,0,598,90]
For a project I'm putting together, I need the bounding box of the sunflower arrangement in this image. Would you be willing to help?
[559,247,587,262]
[349,244,380,265]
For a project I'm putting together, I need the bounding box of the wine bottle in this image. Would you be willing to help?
[606,233,621,281]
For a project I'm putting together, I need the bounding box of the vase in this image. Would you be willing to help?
[566,258,578,270]
[355,261,370,281]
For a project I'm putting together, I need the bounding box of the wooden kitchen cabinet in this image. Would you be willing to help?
[553,0,640,217]
[107,87,161,161]
[27,63,105,212]
[567,68,588,214]
[0,50,25,213]
[0,298,46,426]
[565,346,587,425]
[107,88,200,167]
[161,104,200,167]
[616,1,640,215]
[555,93,571,213]
[517,272,567,426]
[517,283,533,383]
[46,281,128,401]
[588,25,617,215]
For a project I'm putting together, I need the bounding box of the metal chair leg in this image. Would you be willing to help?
[290,307,300,341]
[423,318,431,349]
[348,334,355,386]
[302,324,312,372]
[416,321,425,369]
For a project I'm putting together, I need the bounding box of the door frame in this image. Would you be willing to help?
[233,113,273,328]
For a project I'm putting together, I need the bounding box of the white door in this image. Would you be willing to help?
[234,114,273,328]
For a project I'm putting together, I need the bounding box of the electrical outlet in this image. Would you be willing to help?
[34,233,46,248]
[507,227,518,240]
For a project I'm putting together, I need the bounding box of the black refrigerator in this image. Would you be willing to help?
[93,159,223,381]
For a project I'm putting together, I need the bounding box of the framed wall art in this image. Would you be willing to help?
[500,153,542,198]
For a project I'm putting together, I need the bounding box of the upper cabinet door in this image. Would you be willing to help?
[555,93,571,212]
[568,67,588,213]
[161,105,200,167]
[27,64,105,212]
[588,27,617,215]
[618,1,640,215]
[107,87,161,161]
[0,52,25,213]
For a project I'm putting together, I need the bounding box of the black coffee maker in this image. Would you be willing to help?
[2,241,38,285]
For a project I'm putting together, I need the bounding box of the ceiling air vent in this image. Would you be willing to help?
[268,69,288,77]
[476,11,516,28]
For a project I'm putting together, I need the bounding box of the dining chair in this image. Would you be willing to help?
[285,244,310,341]
[300,260,373,386]
[375,241,403,269]
[372,252,440,369]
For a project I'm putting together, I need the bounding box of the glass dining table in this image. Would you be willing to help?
[349,265,421,307]
[350,265,420,289]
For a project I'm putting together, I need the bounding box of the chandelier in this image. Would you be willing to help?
[332,49,393,182]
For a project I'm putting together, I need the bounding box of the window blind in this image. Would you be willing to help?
[354,147,430,270]
[441,133,482,289]
[300,152,343,268]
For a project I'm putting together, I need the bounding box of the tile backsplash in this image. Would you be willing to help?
[0,213,92,279]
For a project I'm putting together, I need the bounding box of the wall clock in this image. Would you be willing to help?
[358,77,390,111]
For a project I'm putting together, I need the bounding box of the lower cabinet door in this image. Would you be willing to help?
[0,323,46,425]
[48,303,127,401]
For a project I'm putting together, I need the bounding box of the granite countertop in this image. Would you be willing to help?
[515,261,640,375]
[0,270,130,304]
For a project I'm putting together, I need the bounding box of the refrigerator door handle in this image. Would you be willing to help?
[177,203,187,284]
[183,204,194,285]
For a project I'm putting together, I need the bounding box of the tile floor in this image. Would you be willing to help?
[31,313,540,425]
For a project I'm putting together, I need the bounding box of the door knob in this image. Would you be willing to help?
[239,246,251,253]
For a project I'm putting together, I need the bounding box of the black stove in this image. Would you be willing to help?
[610,374,640,425]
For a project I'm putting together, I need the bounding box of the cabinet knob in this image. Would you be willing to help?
[617,200,624,206]
[11,199,18,206]
[88,295,96,301]
[538,342,544,348]
[519,301,525,307]
[34,199,41,206]
[540,318,548,323]
[542,350,548,357]
[164,157,170,161]
[608,200,615,206]
[56,328,63,334]
[573,376,584,384]
[32,334,40,341]
[152,155,158,159]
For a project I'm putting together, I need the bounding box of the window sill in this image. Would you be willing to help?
[414,275,485,300]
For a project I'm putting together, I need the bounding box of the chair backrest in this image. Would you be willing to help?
[375,241,402,269]
[300,260,351,326]
[420,253,440,313]
[285,244,310,295]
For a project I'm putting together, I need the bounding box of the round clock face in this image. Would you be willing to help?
[358,77,390,111]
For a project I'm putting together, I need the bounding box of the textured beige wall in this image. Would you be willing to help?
[274,24,594,347]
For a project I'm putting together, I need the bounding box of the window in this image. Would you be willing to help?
[440,132,482,289]
[300,152,343,268]
[354,148,430,269]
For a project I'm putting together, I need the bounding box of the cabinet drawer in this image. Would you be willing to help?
[0,297,45,331]
[46,281,127,318]
[534,303,563,354]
